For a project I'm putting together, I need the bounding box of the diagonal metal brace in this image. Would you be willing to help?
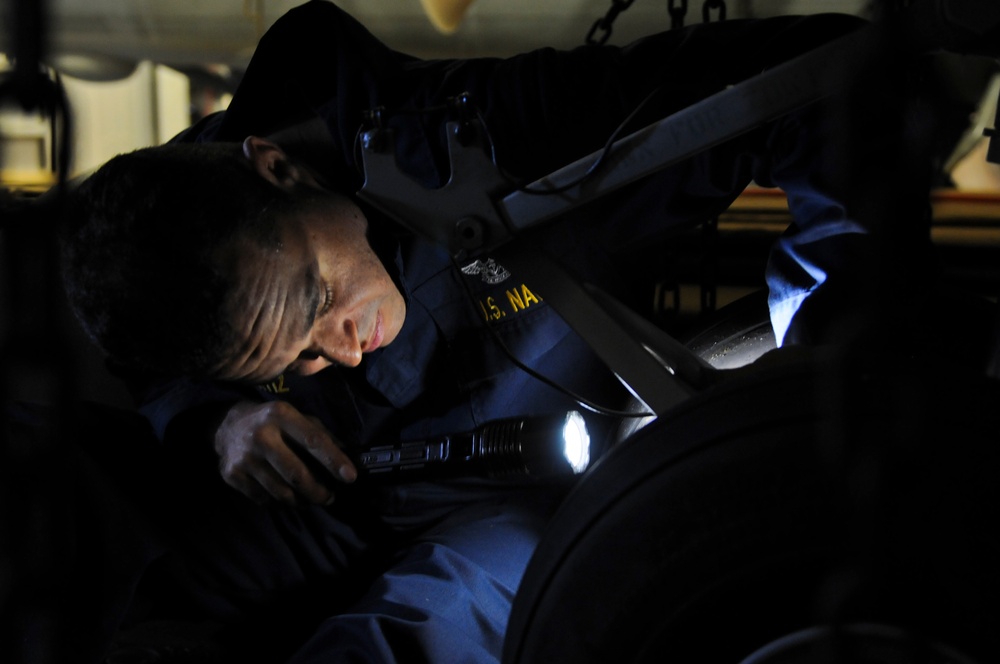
[359,119,715,416]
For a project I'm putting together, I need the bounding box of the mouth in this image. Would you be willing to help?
[364,310,384,353]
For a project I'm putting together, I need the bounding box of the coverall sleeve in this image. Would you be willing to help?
[212,2,868,336]
[140,2,867,439]
[206,0,863,189]
[111,361,260,442]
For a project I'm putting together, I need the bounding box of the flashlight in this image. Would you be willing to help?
[358,411,591,482]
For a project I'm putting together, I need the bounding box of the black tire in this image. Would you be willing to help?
[504,347,1000,663]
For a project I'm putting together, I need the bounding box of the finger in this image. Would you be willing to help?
[262,441,336,506]
[247,461,301,506]
[277,412,358,483]
[225,465,292,506]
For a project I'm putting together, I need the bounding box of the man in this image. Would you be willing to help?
[59,1,867,661]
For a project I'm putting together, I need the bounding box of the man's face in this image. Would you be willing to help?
[214,194,406,383]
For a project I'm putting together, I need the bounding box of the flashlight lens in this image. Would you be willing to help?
[562,411,591,474]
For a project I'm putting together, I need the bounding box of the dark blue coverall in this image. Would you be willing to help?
[117,2,866,661]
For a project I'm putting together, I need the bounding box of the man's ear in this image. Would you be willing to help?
[243,136,319,191]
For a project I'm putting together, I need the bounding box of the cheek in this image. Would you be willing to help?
[357,255,405,341]
[386,289,407,340]
[356,248,396,296]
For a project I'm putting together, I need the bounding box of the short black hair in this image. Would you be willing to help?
[59,141,291,377]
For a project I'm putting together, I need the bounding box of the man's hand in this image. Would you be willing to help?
[214,400,358,505]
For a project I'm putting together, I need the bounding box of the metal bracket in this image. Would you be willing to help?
[358,120,514,261]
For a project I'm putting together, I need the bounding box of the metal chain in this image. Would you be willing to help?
[586,0,637,45]
[668,0,688,30]
[702,0,726,23]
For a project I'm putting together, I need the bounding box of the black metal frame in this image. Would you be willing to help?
[358,0,1000,416]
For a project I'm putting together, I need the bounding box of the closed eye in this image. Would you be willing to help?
[318,284,334,317]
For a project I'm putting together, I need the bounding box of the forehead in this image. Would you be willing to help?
[209,216,317,381]
[225,216,308,293]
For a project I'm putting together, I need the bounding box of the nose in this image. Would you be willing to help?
[310,316,363,369]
